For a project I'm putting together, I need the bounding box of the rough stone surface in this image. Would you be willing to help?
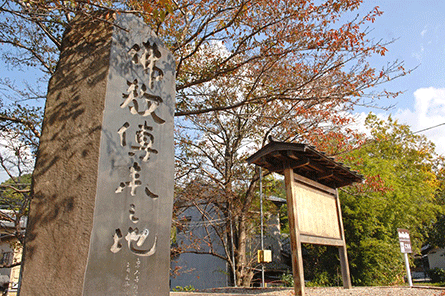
[19,12,176,296]
[19,13,113,296]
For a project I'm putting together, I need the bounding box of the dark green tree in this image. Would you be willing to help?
[426,177,445,249]
[339,113,442,285]
[294,114,443,286]
[427,214,445,249]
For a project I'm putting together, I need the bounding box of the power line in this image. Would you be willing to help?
[413,122,445,134]
[333,121,445,157]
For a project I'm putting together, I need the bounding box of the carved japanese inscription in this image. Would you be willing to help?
[82,14,175,296]
[17,13,174,296]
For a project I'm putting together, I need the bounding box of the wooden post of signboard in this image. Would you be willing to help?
[335,189,352,289]
[284,167,305,296]
[338,246,351,288]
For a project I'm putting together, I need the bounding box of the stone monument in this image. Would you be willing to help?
[19,13,175,296]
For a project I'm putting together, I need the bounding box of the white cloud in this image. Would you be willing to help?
[349,111,387,135]
[0,171,9,183]
[411,45,425,62]
[394,87,445,155]
[0,132,35,183]
[351,88,445,156]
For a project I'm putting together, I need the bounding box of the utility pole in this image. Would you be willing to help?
[259,167,265,288]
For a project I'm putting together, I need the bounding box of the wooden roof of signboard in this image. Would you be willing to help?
[246,139,363,189]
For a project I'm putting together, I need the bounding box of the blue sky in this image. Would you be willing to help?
[354,0,445,154]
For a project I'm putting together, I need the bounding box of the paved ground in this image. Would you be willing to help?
[171,286,445,296]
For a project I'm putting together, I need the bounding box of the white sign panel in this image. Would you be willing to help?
[397,228,412,254]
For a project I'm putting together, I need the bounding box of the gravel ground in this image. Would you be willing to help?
[171,286,445,296]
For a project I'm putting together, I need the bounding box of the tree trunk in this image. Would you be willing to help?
[235,215,254,287]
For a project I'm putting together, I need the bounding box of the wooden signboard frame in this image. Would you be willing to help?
[284,168,351,296]
[246,140,362,296]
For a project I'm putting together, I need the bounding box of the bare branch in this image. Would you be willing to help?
[0,114,41,138]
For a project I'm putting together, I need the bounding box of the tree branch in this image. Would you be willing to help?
[0,114,41,138]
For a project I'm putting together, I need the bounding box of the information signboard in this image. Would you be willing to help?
[397,228,413,287]
[397,228,412,254]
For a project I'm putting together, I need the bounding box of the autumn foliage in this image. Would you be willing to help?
[0,0,414,287]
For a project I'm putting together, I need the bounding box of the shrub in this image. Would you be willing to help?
[172,285,195,292]
[428,268,445,283]
[280,272,294,287]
